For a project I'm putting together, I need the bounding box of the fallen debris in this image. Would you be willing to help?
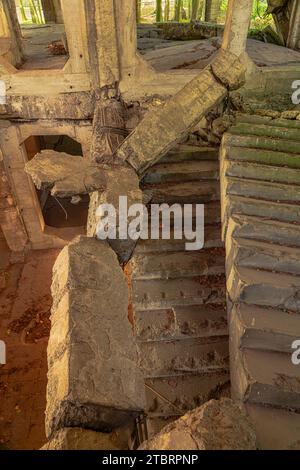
[139,398,257,450]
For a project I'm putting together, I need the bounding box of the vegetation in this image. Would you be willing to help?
[138,0,274,30]
[16,0,45,25]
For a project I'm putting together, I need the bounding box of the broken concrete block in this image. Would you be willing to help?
[25,150,107,198]
[139,398,256,450]
[87,164,143,263]
[46,236,145,438]
[117,49,244,175]
[41,427,130,450]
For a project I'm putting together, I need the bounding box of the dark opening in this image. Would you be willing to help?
[24,134,89,231]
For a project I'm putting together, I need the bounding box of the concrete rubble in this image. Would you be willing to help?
[139,398,257,450]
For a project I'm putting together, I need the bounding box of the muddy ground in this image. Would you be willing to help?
[0,235,60,450]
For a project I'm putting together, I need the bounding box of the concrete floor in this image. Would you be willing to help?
[142,38,300,72]
[20,23,67,70]
[19,23,300,72]
[0,236,60,450]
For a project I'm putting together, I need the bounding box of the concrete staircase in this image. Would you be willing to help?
[221,114,300,450]
[127,143,229,435]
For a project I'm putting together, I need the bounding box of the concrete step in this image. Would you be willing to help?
[145,370,230,416]
[142,180,220,204]
[159,145,219,163]
[245,404,300,450]
[232,348,300,411]
[228,238,300,277]
[228,214,300,248]
[230,303,300,354]
[133,275,226,311]
[226,177,300,204]
[224,195,300,225]
[228,266,300,312]
[131,248,225,280]
[135,224,223,253]
[224,160,300,186]
[134,304,228,341]
[139,336,229,376]
[224,133,300,155]
[143,160,219,184]
[230,123,300,143]
[224,145,300,169]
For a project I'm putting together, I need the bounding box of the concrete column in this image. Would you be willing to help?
[222,0,253,57]
[287,0,300,50]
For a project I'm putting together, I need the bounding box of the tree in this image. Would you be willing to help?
[204,0,222,23]
[156,0,163,22]
[174,0,182,21]
[164,0,170,21]
[191,0,204,21]
[136,0,142,23]
[19,0,28,23]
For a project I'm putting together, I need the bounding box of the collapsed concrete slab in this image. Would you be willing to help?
[117,49,245,175]
[139,398,256,450]
[87,165,143,263]
[25,150,107,198]
[41,427,130,450]
[46,236,145,438]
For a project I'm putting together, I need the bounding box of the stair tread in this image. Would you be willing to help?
[131,248,225,280]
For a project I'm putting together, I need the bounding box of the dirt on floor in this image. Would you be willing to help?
[0,236,60,450]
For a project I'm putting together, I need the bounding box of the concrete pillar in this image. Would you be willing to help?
[0,0,24,66]
[222,0,253,57]
[287,0,300,50]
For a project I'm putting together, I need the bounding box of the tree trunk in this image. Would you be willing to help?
[164,0,170,21]
[205,0,222,23]
[41,0,56,22]
[174,0,182,21]
[287,0,300,49]
[156,0,163,22]
[19,0,28,23]
[191,0,204,20]
[136,0,141,23]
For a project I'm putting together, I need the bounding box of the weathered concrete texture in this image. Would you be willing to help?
[46,236,145,438]
[117,49,245,175]
[41,427,130,450]
[25,150,107,198]
[0,93,94,120]
[0,163,28,252]
[220,114,300,449]
[139,398,256,450]
[87,165,143,263]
